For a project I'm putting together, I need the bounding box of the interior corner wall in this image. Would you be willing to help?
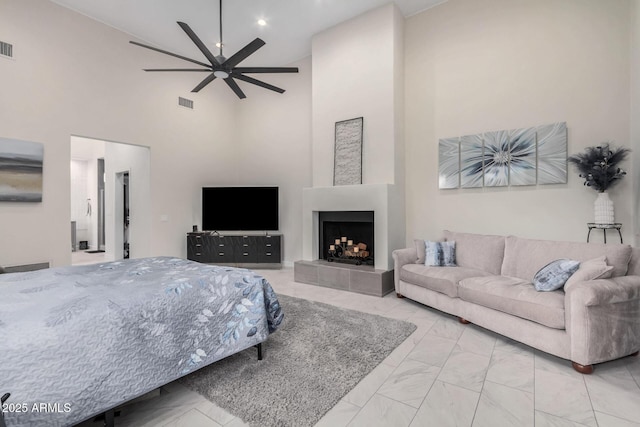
[0,0,238,267]
[311,3,401,187]
[405,0,633,243]
[632,0,640,246]
[234,56,312,265]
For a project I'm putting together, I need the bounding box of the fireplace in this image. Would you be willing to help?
[319,211,374,266]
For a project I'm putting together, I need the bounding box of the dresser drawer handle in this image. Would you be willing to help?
[266,252,272,256]
[219,244,225,247]
[243,244,249,247]
[196,236,202,239]
[266,244,272,247]
[218,252,224,256]
[196,252,201,256]
[196,244,202,247]
[243,253,249,256]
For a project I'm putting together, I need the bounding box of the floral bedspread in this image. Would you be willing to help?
[0,257,283,427]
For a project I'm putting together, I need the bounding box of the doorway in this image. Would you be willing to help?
[97,158,105,251]
[70,136,151,265]
[115,171,130,260]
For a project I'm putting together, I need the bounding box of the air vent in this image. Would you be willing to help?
[0,41,13,59]
[178,97,194,109]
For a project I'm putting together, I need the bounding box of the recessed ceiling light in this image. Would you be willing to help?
[257,19,267,26]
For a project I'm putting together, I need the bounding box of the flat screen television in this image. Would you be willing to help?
[202,187,279,231]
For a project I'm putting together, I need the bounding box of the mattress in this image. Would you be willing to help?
[0,257,284,426]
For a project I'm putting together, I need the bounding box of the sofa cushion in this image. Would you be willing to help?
[501,236,632,281]
[564,256,613,288]
[401,264,491,298]
[443,231,505,275]
[458,275,566,329]
[414,239,427,264]
[627,247,640,276]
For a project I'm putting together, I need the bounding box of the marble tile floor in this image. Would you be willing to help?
[71,250,110,266]
[77,267,640,427]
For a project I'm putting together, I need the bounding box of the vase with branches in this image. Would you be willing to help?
[568,143,630,225]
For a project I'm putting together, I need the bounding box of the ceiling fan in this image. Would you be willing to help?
[129,0,298,99]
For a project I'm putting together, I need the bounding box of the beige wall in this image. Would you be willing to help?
[632,0,640,246]
[311,3,403,187]
[0,0,238,267]
[234,57,312,265]
[405,0,633,243]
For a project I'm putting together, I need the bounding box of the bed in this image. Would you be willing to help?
[0,257,284,427]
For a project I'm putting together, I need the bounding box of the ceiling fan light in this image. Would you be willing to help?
[213,70,229,79]
[257,19,267,26]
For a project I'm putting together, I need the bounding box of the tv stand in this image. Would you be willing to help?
[187,232,282,268]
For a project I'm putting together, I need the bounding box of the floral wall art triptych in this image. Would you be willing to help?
[438,122,567,189]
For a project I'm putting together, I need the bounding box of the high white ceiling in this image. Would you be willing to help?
[50,0,445,67]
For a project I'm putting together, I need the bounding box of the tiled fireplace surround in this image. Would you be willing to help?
[294,184,404,297]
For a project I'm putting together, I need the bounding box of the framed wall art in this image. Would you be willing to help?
[437,121,567,190]
[334,117,363,186]
[0,137,44,202]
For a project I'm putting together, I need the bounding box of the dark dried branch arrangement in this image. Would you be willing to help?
[568,143,630,192]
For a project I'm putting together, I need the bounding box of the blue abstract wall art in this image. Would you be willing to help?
[483,130,510,187]
[460,134,484,188]
[537,122,568,185]
[438,137,460,189]
[509,127,537,186]
[437,122,567,189]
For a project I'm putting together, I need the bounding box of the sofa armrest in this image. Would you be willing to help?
[565,275,640,365]
[392,247,417,293]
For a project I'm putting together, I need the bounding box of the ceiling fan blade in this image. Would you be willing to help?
[130,41,211,68]
[233,67,299,74]
[192,73,217,93]
[177,21,221,67]
[224,78,246,99]
[144,68,212,72]
[233,73,285,94]
[222,38,266,69]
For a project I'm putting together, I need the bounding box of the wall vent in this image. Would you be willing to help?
[0,41,13,59]
[178,97,194,109]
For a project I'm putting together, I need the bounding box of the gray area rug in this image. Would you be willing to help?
[180,294,416,427]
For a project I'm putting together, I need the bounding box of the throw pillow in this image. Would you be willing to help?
[425,241,456,267]
[564,256,613,288]
[533,259,580,292]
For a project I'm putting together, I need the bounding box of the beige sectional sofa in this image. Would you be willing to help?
[392,230,640,373]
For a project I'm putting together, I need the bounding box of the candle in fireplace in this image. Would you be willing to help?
[341,237,347,243]
[329,244,335,251]
[354,247,360,253]
[347,240,353,246]
[335,239,340,245]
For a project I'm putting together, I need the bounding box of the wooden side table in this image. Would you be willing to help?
[587,223,623,244]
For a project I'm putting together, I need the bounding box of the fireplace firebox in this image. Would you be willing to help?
[319,211,374,266]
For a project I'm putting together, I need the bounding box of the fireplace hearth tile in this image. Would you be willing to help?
[293,260,394,297]
[294,262,319,285]
[351,270,394,296]
[318,267,350,291]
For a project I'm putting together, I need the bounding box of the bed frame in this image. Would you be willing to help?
[1,343,264,427]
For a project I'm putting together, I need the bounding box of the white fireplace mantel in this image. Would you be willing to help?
[302,184,405,271]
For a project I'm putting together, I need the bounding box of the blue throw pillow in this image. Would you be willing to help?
[533,259,580,291]
[425,241,456,267]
